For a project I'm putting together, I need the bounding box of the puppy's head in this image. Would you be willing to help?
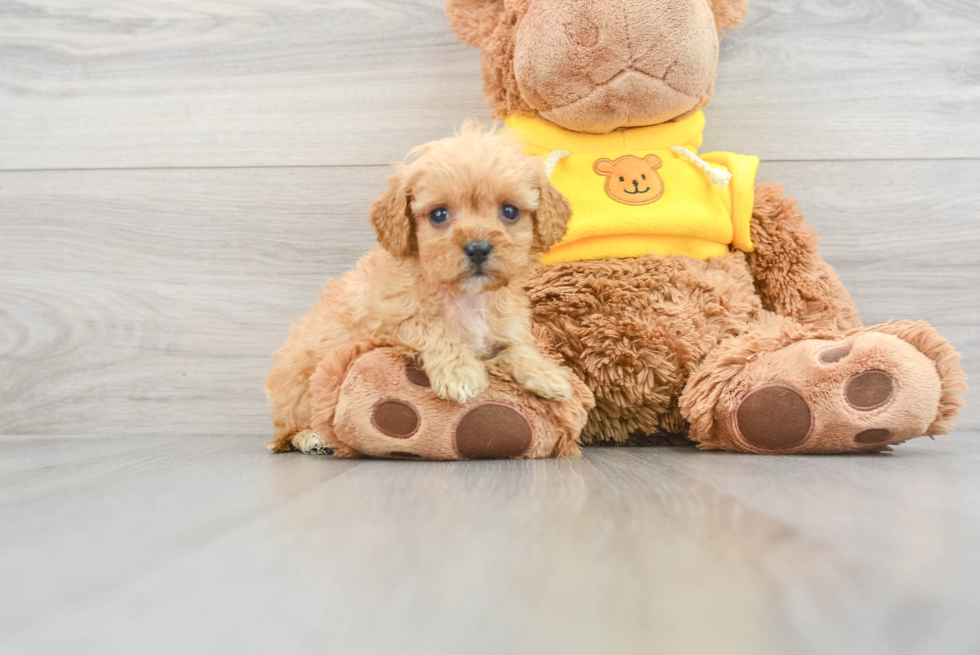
[369,122,571,295]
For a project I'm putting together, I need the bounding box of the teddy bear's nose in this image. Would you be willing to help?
[464,240,493,264]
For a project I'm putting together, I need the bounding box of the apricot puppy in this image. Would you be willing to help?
[265,124,574,453]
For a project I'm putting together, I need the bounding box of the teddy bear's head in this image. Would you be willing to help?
[446,0,748,134]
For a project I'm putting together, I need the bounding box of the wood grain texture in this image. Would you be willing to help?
[1,0,979,170]
[0,0,488,170]
[2,160,977,437]
[1,434,979,655]
[705,0,980,159]
[2,2,977,652]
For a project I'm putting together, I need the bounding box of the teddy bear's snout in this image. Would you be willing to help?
[513,0,720,132]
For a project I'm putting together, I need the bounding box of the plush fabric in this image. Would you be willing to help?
[446,0,726,132]
[511,0,720,132]
[435,0,966,454]
[746,181,863,332]
[506,111,758,264]
[680,317,966,453]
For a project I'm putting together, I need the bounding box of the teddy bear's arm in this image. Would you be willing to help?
[746,182,862,332]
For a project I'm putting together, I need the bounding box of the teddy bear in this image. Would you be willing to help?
[593,155,664,205]
[285,0,965,459]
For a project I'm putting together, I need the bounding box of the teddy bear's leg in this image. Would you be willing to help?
[317,346,594,460]
[680,314,966,453]
[747,182,862,332]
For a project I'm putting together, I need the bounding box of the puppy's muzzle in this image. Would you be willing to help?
[463,240,493,266]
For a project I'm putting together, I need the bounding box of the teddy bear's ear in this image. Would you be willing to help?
[705,0,749,35]
[369,167,417,258]
[592,159,615,176]
[644,154,663,170]
[445,0,505,48]
[533,176,573,253]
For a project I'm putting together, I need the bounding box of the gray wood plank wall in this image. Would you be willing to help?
[1,0,978,437]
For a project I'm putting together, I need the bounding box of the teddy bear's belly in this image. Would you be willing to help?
[528,252,763,443]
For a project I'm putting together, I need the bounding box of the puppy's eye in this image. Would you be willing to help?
[500,204,520,222]
[619,176,625,182]
[429,207,450,225]
[641,174,646,180]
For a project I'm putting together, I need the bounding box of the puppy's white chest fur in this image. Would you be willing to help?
[447,293,492,357]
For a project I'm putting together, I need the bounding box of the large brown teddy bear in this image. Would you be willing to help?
[274,0,965,458]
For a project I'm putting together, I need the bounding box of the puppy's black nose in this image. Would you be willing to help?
[464,240,492,264]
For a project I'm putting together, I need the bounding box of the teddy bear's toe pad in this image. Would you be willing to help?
[818,343,852,364]
[735,384,813,450]
[454,403,533,459]
[404,365,431,388]
[387,451,422,459]
[855,428,893,444]
[371,400,420,438]
[845,370,895,410]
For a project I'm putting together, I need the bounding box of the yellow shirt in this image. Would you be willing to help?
[505,111,759,265]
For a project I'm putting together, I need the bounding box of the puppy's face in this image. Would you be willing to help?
[409,149,541,295]
[369,125,571,295]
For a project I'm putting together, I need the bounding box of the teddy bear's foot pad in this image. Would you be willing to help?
[734,369,899,450]
[367,397,534,458]
[454,403,534,458]
[371,400,421,438]
[718,329,944,453]
[321,347,589,460]
[734,384,813,451]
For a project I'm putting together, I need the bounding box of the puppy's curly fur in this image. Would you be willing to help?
[265,124,574,453]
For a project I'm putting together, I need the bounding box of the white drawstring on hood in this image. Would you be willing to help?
[543,150,570,179]
[670,146,732,188]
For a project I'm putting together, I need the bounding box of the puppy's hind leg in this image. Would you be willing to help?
[265,355,318,453]
[266,428,333,454]
[266,337,386,456]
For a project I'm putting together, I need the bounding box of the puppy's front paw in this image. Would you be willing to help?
[514,361,574,402]
[430,360,489,404]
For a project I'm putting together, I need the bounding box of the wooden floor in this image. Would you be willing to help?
[1,1,978,652]
[1,433,979,655]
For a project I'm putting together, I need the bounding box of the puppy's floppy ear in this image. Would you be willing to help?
[445,0,505,48]
[369,168,416,258]
[533,176,572,253]
[705,0,749,35]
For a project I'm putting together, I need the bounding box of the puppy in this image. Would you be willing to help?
[265,124,574,453]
